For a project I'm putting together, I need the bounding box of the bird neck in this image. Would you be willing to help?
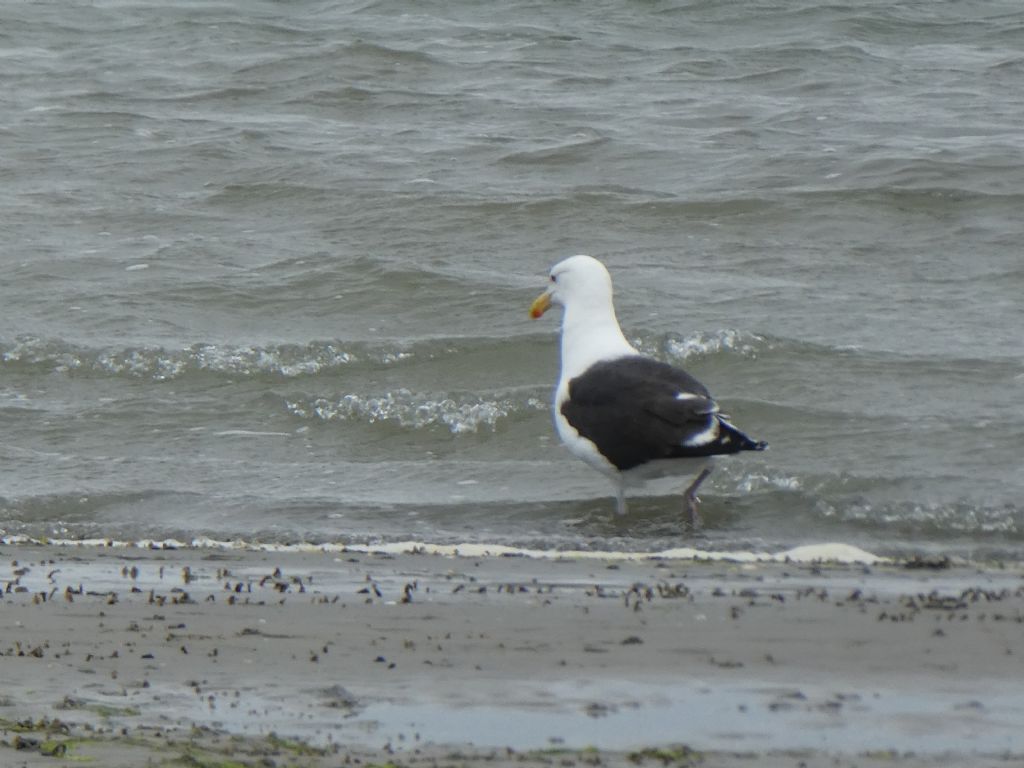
[559,300,635,381]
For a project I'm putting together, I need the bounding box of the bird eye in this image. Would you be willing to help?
[550,274,556,283]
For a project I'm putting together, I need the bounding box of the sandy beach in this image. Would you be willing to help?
[2,541,1023,768]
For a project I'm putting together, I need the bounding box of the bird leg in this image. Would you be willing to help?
[614,483,628,516]
[683,467,713,529]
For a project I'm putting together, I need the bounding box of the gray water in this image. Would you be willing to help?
[2,0,1022,560]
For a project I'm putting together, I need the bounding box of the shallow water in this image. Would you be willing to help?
[355,681,1024,754]
[2,0,1023,559]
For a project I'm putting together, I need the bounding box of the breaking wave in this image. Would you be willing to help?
[0,330,844,384]
[630,329,772,363]
[817,498,1022,538]
[285,390,547,434]
[0,336,413,381]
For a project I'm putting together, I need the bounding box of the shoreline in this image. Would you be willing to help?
[0,533,892,564]
[2,541,1023,767]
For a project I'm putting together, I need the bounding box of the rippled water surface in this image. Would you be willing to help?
[2,0,1022,559]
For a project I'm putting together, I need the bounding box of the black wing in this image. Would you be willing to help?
[561,355,765,471]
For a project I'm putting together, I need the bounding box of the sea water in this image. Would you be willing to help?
[2,0,1022,560]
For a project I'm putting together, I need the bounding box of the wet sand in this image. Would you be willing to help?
[2,542,1023,767]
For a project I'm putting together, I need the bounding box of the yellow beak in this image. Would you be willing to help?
[530,290,552,319]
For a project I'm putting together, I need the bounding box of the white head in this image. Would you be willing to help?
[530,255,636,377]
[529,254,615,319]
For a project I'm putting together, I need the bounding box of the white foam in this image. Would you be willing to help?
[736,472,802,493]
[0,337,364,381]
[288,390,518,434]
[0,534,886,565]
[662,329,769,362]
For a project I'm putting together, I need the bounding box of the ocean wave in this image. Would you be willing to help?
[0,337,413,381]
[205,182,336,206]
[793,185,1024,209]
[663,328,771,362]
[735,472,802,494]
[285,390,546,434]
[629,328,772,363]
[817,499,1022,538]
[499,130,610,166]
[0,534,886,565]
[632,329,1024,378]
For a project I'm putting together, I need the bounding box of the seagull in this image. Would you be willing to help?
[530,254,767,527]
